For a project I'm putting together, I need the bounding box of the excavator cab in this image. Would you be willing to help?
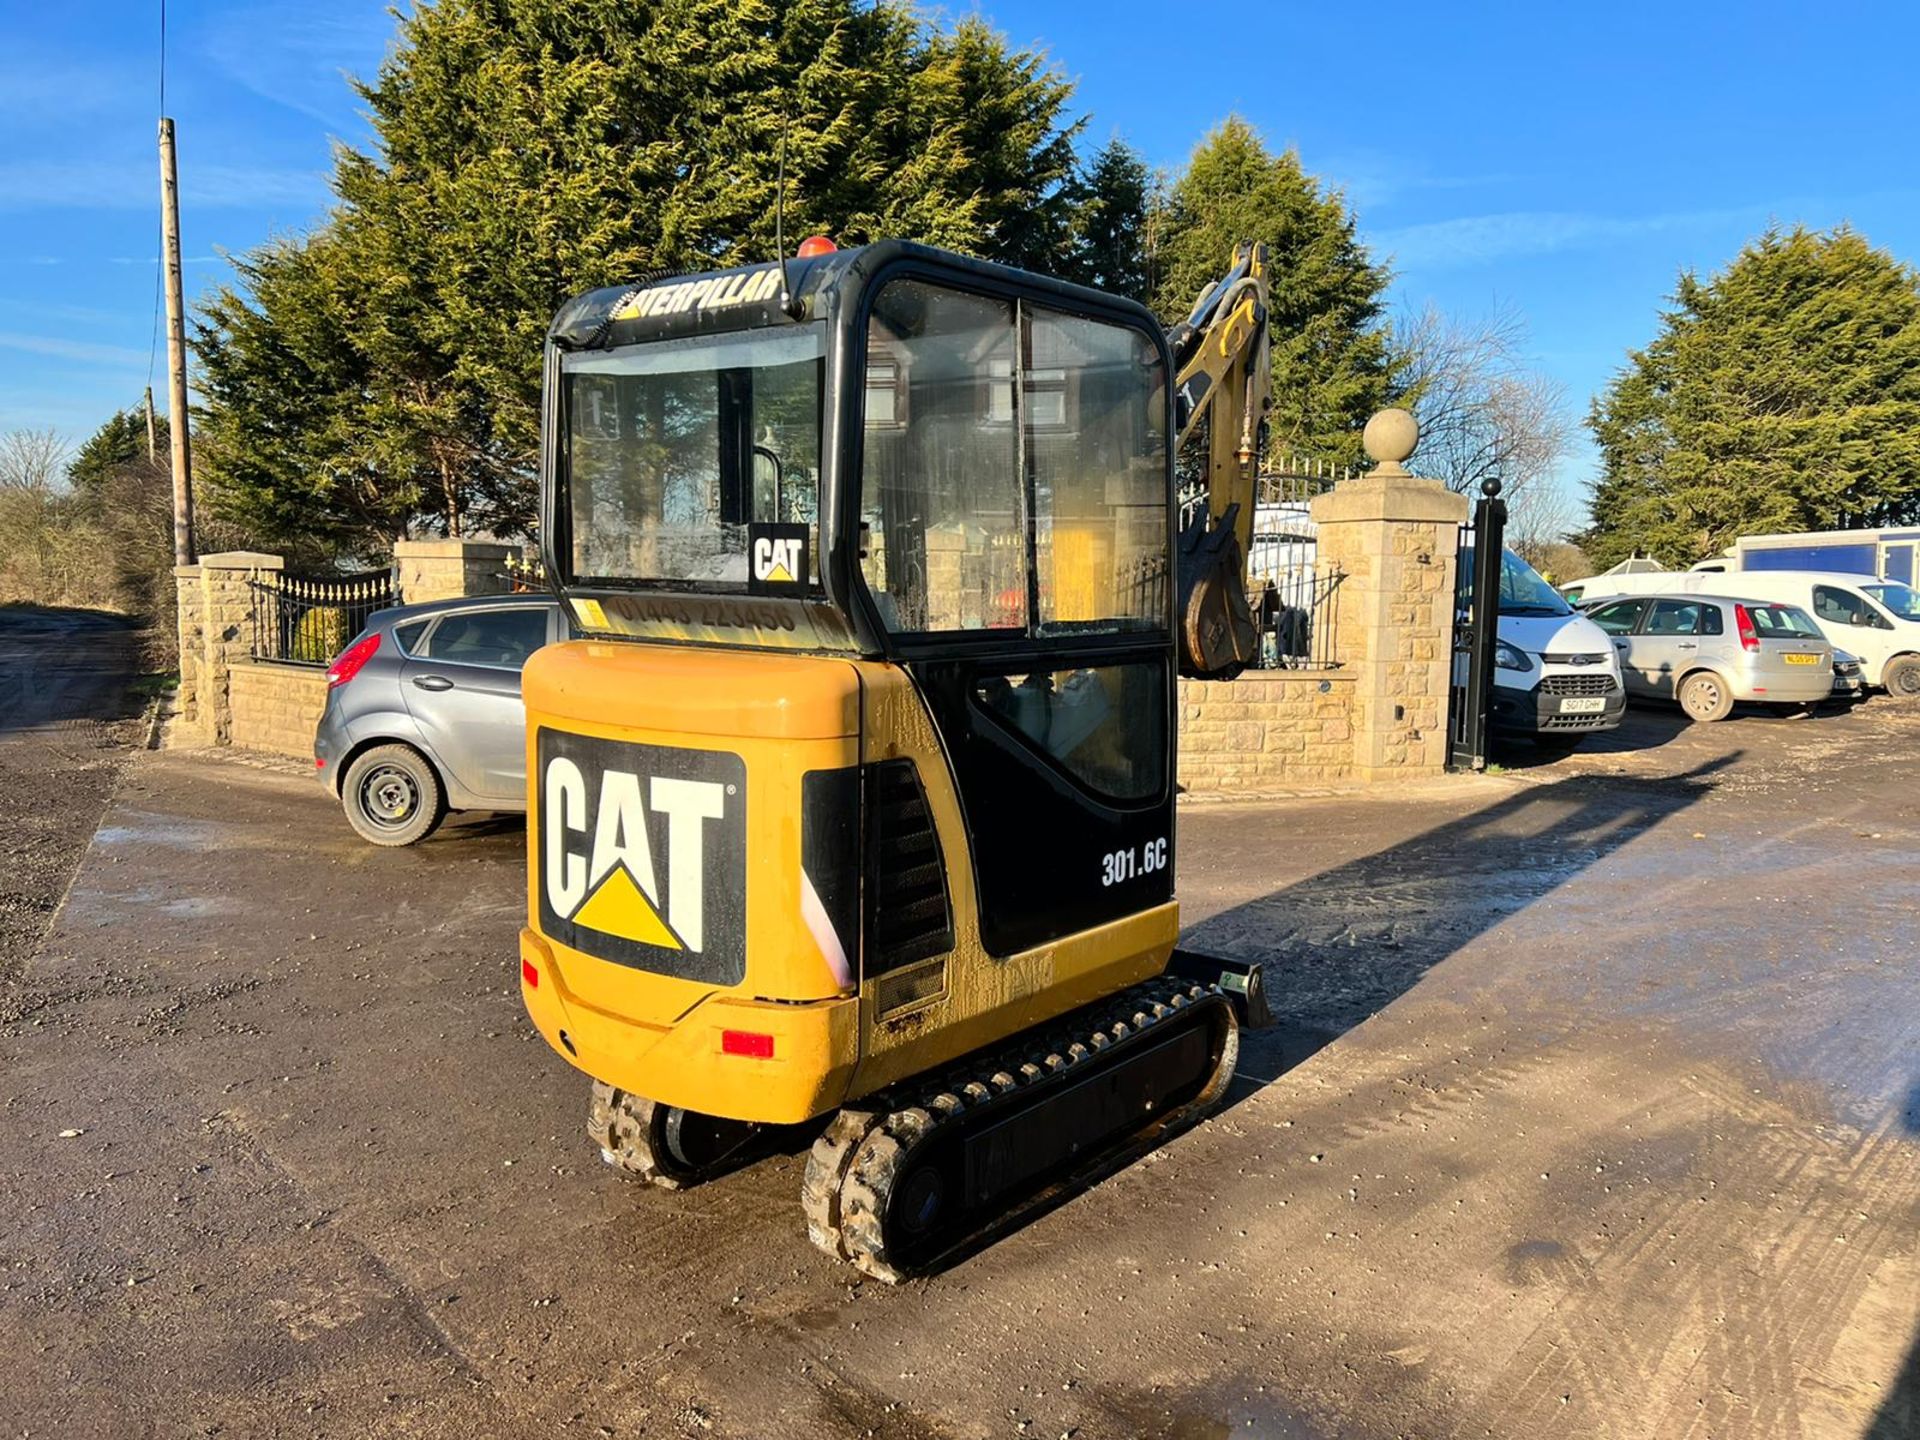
[521,241,1245,1279]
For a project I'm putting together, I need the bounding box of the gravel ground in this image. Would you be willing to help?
[1,656,1916,1439]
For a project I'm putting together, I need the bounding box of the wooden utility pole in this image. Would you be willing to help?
[159,118,195,567]
[144,385,157,462]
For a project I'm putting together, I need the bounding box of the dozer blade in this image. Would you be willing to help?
[1177,503,1258,680]
[802,977,1240,1283]
[1167,949,1275,1031]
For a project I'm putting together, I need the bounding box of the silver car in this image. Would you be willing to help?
[1582,594,1834,722]
[314,594,564,845]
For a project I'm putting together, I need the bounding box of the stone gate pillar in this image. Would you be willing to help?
[1309,410,1468,782]
[173,551,284,745]
[393,538,515,604]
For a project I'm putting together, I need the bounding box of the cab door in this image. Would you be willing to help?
[851,274,1175,957]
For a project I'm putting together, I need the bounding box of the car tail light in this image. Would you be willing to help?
[721,1029,775,1059]
[1733,604,1761,653]
[326,631,381,688]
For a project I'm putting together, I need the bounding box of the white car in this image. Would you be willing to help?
[1468,548,1626,750]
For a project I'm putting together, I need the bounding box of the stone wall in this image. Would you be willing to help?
[177,539,514,753]
[228,662,330,759]
[1177,672,1357,792]
[1174,409,1468,795]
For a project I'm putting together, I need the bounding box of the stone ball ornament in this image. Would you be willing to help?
[1362,407,1419,467]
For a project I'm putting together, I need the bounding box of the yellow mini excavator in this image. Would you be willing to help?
[518,237,1277,1280]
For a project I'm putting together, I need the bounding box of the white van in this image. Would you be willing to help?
[1564,568,1920,695]
[1467,548,1626,749]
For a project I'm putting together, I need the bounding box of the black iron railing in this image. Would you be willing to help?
[504,553,547,592]
[1247,563,1346,670]
[248,569,396,666]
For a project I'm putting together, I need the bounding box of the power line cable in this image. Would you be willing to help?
[147,0,167,397]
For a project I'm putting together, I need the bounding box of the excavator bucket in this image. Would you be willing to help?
[1177,501,1258,679]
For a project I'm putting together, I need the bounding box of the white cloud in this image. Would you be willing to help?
[1314,149,1519,213]
[1367,205,1763,271]
[0,57,138,123]
[0,161,328,213]
[0,333,152,368]
[199,3,394,129]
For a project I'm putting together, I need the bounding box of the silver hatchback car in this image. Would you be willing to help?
[314,594,565,845]
[1581,593,1834,722]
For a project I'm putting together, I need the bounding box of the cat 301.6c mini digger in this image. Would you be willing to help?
[519,236,1278,1280]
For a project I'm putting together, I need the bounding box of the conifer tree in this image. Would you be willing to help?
[1060,138,1150,302]
[1585,226,1920,570]
[1151,117,1397,467]
[194,0,1082,550]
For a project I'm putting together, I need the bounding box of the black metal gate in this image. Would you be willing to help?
[1447,478,1507,771]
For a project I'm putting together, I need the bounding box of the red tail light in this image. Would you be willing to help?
[721,1029,775,1059]
[326,631,382,688]
[1733,604,1760,653]
[521,958,539,989]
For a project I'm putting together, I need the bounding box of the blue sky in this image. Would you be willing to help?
[4,1,1918,516]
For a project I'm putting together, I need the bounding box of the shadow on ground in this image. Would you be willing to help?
[1489,699,1856,773]
[937,755,1737,1279]
[1185,754,1737,1099]
[0,604,145,735]
[1864,1080,1920,1438]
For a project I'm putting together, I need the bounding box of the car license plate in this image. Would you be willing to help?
[1783,653,1822,665]
[1559,696,1606,714]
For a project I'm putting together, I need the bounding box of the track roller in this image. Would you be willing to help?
[803,977,1239,1282]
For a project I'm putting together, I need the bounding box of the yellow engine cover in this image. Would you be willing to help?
[519,640,1177,1126]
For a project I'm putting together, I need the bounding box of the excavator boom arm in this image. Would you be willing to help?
[1169,242,1272,679]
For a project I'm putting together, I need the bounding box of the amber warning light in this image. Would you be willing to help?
[797,235,836,258]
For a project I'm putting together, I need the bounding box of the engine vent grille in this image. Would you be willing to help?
[1543,652,1609,666]
[865,760,954,975]
[1542,674,1617,698]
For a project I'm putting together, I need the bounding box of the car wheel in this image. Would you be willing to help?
[342,743,446,846]
[1678,670,1734,723]
[1883,655,1920,699]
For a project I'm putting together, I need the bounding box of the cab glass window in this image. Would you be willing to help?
[563,327,824,588]
[1863,582,1920,621]
[1026,306,1169,635]
[1587,600,1645,635]
[858,280,1169,639]
[860,283,1024,632]
[1645,599,1703,636]
[972,662,1166,801]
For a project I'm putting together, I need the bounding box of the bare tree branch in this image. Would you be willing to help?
[0,429,71,496]
[1395,304,1573,505]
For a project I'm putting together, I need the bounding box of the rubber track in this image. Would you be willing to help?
[588,1081,687,1190]
[803,976,1239,1282]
